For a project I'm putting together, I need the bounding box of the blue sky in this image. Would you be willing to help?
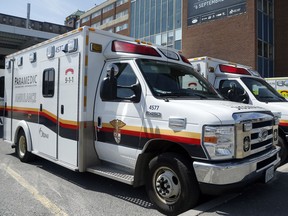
[0,0,105,25]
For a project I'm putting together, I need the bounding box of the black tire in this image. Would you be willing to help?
[277,135,288,165]
[16,130,34,162]
[146,153,199,215]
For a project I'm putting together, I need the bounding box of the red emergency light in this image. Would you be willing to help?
[112,40,161,57]
[219,64,251,75]
[179,54,191,65]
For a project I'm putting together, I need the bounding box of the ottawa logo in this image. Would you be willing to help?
[39,127,49,139]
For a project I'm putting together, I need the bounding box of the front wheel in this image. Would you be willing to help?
[277,135,288,165]
[16,130,34,162]
[146,153,199,215]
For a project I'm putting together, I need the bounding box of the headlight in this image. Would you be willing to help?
[203,125,235,160]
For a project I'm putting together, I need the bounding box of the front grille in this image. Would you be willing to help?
[233,112,275,159]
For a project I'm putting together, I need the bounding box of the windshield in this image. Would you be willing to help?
[136,59,221,100]
[241,77,286,102]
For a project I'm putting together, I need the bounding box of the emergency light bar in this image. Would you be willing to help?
[112,40,161,57]
[219,64,251,75]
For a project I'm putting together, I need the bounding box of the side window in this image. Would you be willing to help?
[42,68,55,97]
[0,76,4,98]
[219,80,247,103]
[116,63,137,99]
[100,62,140,102]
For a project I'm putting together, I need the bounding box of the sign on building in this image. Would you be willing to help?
[187,0,246,26]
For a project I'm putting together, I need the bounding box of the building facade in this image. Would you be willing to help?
[78,0,288,78]
[79,0,130,36]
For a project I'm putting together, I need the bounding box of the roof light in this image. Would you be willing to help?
[67,39,78,53]
[219,64,251,75]
[179,54,191,65]
[158,48,179,60]
[17,56,23,66]
[112,40,161,57]
[29,52,37,63]
[46,46,55,58]
[5,60,11,69]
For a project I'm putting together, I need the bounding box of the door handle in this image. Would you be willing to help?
[61,105,64,114]
[97,116,102,128]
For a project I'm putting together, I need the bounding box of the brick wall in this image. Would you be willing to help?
[182,0,257,69]
[274,1,288,77]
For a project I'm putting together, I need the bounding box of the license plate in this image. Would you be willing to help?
[265,166,275,183]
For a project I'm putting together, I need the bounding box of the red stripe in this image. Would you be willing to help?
[280,122,288,127]
[99,127,201,145]
[59,121,79,130]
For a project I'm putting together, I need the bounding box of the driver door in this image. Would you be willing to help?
[94,60,144,169]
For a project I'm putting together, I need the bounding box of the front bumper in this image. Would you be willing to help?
[193,146,280,192]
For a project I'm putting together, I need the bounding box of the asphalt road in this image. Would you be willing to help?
[1,138,288,216]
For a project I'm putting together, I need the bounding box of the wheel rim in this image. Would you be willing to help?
[18,135,27,158]
[153,166,181,205]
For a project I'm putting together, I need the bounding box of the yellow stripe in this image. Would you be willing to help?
[102,123,201,139]
[1,165,68,216]
[85,55,88,66]
[59,118,78,126]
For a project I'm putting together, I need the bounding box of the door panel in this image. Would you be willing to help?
[38,59,59,158]
[57,53,80,166]
[95,61,144,169]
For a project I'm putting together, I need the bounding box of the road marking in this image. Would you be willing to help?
[2,164,68,216]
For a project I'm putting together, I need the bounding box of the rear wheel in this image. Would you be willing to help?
[16,130,34,162]
[146,153,199,215]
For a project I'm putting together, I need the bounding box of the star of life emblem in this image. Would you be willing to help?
[110,119,126,144]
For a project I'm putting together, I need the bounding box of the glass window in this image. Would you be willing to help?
[175,0,182,28]
[263,0,268,14]
[175,28,182,40]
[167,31,174,45]
[257,11,263,40]
[116,9,128,19]
[161,0,168,32]
[42,68,55,97]
[0,76,4,98]
[137,59,219,99]
[168,0,174,31]
[130,1,135,37]
[155,34,161,45]
[144,0,150,37]
[116,0,128,7]
[258,0,263,11]
[103,4,114,13]
[135,0,140,38]
[102,16,114,24]
[219,80,247,103]
[115,23,128,32]
[150,0,156,35]
[139,0,145,38]
[155,0,161,34]
[161,32,167,46]
[263,42,268,58]
[92,11,101,19]
[116,63,138,99]
[91,21,101,28]
[174,40,181,50]
[82,16,90,24]
[258,40,263,56]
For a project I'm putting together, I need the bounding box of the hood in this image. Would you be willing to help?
[259,102,288,120]
[157,99,268,125]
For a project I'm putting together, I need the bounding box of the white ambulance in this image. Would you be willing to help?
[265,77,288,100]
[3,27,280,215]
[189,56,288,164]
